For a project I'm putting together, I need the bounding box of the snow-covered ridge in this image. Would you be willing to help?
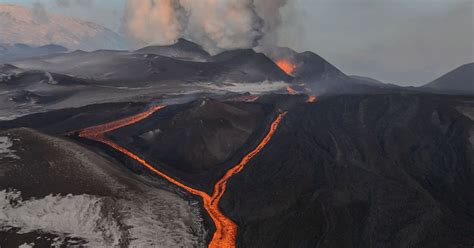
[0,4,125,51]
[0,136,19,159]
[0,190,123,247]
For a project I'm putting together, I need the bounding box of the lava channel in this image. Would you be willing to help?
[77,105,287,248]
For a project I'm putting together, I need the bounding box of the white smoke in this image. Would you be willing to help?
[32,2,49,24]
[254,0,289,45]
[125,0,187,48]
[55,0,94,7]
[124,0,290,53]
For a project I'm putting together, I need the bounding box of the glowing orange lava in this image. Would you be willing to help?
[276,59,296,75]
[286,86,297,95]
[78,105,287,248]
[306,95,317,103]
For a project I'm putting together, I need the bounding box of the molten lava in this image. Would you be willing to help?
[276,59,296,75]
[286,86,297,95]
[306,95,317,103]
[77,105,287,248]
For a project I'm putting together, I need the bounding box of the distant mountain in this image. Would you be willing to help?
[0,4,125,51]
[423,63,474,94]
[0,43,67,62]
[135,39,210,62]
[350,75,400,89]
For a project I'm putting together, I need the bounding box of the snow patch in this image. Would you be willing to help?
[0,136,19,159]
[200,80,289,94]
[19,243,35,248]
[43,72,58,85]
[121,194,205,247]
[0,190,123,247]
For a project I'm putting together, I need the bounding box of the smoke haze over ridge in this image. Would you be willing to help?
[124,0,289,54]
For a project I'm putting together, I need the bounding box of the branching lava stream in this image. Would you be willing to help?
[77,105,287,248]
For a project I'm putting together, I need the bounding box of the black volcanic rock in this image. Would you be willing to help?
[0,102,149,134]
[108,99,268,179]
[135,38,211,61]
[221,94,474,248]
[423,63,474,94]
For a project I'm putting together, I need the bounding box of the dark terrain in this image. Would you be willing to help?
[1,93,473,247]
[1,38,473,248]
[222,94,474,248]
[423,63,474,94]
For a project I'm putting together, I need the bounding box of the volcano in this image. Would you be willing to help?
[0,15,473,247]
[423,63,474,94]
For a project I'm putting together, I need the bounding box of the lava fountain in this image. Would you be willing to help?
[77,105,287,248]
[306,95,317,103]
[276,59,296,75]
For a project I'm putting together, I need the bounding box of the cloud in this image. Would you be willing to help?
[55,0,94,8]
[123,0,290,53]
[32,2,49,24]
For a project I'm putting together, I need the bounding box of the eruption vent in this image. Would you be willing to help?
[276,59,296,75]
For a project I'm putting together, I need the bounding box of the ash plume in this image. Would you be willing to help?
[55,0,94,7]
[32,2,49,24]
[124,0,187,48]
[254,0,289,45]
[124,0,290,53]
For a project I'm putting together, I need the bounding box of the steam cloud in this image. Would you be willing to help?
[55,0,94,7]
[124,0,289,53]
[32,2,49,24]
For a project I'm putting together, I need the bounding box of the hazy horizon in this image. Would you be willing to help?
[1,0,473,86]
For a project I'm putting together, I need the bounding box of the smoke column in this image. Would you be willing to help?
[124,0,290,53]
[124,0,187,48]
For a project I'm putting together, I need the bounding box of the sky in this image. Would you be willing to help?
[1,0,473,85]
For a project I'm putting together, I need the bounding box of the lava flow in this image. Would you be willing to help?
[306,95,317,103]
[276,59,296,75]
[77,105,287,248]
[286,86,297,95]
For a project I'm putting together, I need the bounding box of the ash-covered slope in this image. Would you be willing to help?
[12,48,291,86]
[0,4,125,51]
[0,128,204,247]
[220,94,474,248]
[107,99,268,179]
[211,49,293,82]
[423,63,474,94]
[135,38,210,62]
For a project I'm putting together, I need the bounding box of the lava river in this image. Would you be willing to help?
[77,104,287,248]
